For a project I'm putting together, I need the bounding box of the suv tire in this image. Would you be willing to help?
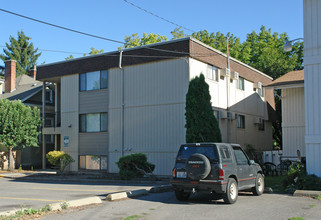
[186,153,211,180]
[174,190,190,201]
[223,178,238,204]
[252,173,264,196]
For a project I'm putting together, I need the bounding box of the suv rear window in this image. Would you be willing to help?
[177,145,218,161]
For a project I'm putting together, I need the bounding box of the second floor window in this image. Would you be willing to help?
[237,77,245,90]
[79,112,107,132]
[207,65,219,82]
[80,70,108,91]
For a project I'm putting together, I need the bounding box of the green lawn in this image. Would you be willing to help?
[264,175,287,193]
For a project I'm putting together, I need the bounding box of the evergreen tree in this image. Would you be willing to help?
[185,74,222,143]
[0,31,41,76]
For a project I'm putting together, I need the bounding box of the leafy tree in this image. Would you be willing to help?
[0,31,41,76]
[121,33,168,49]
[171,27,188,39]
[185,74,222,143]
[65,55,74,60]
[0,99,41,170]
[65,47,104,60]
[243,26,303,79]
[83,47,104,56]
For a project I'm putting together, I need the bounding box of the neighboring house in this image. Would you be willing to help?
[37,37,275,175]
[0,60,55,169]
[303,0,321,177]
[266,70,305,160]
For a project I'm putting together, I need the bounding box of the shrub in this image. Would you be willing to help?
[116,153,155,180]
[46,151,75,173]
[283,162,321,193]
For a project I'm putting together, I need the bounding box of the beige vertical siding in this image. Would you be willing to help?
[281,87,305,157]
[108,59,189,175]
[79,89,108,114]
[60,74,79,171]
[79,132,108,155]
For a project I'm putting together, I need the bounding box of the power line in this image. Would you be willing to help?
[0,8,125,44]
[0,8,203,58]
[0,46,84,55]
[123,0,196,33]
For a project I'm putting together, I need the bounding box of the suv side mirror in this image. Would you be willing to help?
[249,160,255,165]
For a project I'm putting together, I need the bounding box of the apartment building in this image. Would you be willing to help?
[37,37,275,175]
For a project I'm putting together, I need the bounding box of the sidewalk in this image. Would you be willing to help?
[0,170,170,185]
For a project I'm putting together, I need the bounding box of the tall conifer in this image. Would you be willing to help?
[185,74,222,143]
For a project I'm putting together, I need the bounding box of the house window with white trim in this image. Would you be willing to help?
[207,65,219,82]
[237,77,245,90]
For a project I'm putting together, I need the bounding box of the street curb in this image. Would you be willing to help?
[293,190,321,197]
[50,196,102,211]
[0,196,102,217]
[106,189,149,201]
[4,176,170,185]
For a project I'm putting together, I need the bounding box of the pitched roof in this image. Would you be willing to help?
[0,74,42,101]
[266,70,304,88]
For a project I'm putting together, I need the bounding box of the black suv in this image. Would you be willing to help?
[170,143,264,204]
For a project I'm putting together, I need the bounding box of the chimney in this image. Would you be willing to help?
[29,65,37,80]
[5,60,16,93]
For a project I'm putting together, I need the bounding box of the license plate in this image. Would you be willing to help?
[177,171,187,178]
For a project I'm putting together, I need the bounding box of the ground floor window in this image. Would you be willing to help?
[237,114,245,129]
[79,155,107,170]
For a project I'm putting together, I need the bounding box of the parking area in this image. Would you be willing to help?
[0,177,156,212]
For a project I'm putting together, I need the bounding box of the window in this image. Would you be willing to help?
[213,110,220,125]
[237,77,245,90]
[207,65,219,82]
[80,70,108,91]
[219,146,232,162]
[178,146,218,161]
[79,112,107,132]
[233,147,249,165]
[79,155,107,170]
[237,114,245,129]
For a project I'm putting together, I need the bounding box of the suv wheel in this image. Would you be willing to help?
[174,190,190,201]
[252,173,264,196]
[223,178,238,204]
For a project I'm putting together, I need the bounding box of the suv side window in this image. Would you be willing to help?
[219,145,232,162]
[233,147,249,165]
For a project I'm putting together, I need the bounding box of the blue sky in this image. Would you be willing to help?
[0,0,303,65]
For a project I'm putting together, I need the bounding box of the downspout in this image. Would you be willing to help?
[42,81,46,169]
[226,37,230,143]
[119,50,125,157]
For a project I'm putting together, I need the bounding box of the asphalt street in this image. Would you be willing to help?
[42,191,321,220]
[0,177,156,212]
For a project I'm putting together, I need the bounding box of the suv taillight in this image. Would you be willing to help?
[172,168,176,178]
[219,168,224,180]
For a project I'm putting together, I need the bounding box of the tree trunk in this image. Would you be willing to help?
[8,147,14,171]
